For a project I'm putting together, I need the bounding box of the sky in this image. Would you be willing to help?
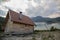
[0,0,60,18]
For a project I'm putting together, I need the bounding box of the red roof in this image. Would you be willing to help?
[6,10,35,26]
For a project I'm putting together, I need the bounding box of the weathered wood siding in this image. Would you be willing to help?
[4,19,13,34]
[4,19,34,34]
[12,23,34,34]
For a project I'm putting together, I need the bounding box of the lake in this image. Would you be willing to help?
[34,22,60,30]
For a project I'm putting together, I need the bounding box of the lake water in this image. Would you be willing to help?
[34,22,60,30]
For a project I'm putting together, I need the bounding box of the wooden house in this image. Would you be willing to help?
[4,10,35,34]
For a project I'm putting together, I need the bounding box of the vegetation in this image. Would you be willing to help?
[50,26,55,31]
[0,17,5,32]
[34,26,60,33]
[0,17,5,40]
[43,36,55,40]
[32,37,36,40]
[50,26,60,31]
[34,30,50,32]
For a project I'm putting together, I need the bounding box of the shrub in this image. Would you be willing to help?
[50,26,59,31]
[50,26,55,31]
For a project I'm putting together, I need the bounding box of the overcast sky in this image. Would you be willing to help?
[0,0,60,18]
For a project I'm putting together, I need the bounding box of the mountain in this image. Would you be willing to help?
[31,16,60,23]
[31,16,51,22]
[31,16,46,22]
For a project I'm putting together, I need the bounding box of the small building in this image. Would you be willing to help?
[4,10,35,34]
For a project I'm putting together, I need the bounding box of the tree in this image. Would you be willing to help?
[50,26,55,31]
[0,17,5,32]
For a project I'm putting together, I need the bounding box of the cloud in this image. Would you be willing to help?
[2,0,28,12]
[0,0,29,17]
[0,0,9,4]
[26,0,60,17]
[0,0,60,17]
[0,10,7,17]
[26,5,45,17]
[0,6,8,17]
[47,12,60,18]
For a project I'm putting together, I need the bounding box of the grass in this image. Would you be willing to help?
[32,37,36,40]
[0,32,3,40]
